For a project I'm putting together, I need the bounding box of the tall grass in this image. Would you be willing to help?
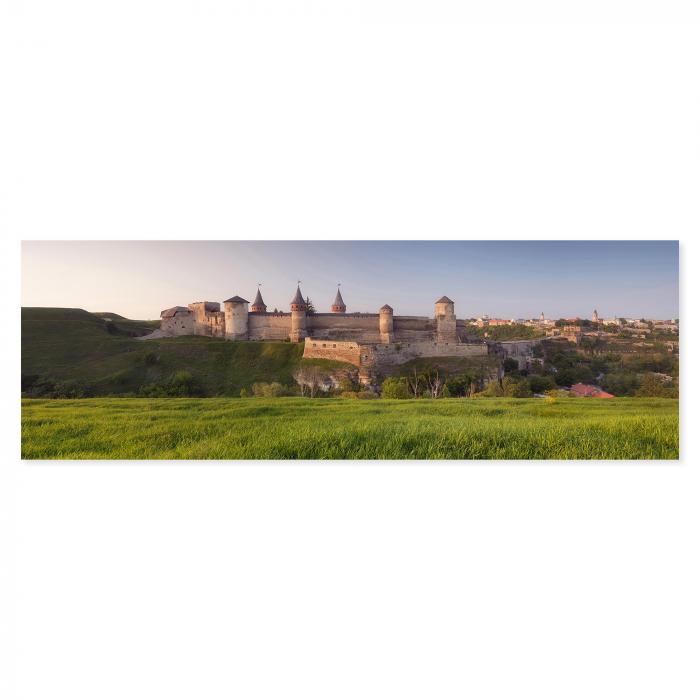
[21,397,679,460]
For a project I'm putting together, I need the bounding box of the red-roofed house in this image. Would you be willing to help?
[569,383,614,398]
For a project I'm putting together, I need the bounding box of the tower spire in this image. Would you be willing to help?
[251,283,266,313]
[331,282,346,313]
[290,282,306,310]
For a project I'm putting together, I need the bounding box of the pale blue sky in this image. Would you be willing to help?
[22,241,679,320]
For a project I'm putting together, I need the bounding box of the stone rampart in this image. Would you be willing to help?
[303,339,363,366]
[303,337,488,370]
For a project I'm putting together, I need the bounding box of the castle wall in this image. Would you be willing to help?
[303,337,489,374]
[366,340,489,370]
[306,313,382,342]
[161,313,194,336]
[188,302,226,338]
[303,339,363,366]
[248,313,292,340]
[393,316,433,331]
[161,298,493,350]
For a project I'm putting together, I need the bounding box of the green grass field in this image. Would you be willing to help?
[21,397,679,460]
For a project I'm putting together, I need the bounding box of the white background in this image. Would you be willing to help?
[1,2,698,699]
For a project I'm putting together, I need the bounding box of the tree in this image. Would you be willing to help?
[635,374,678,398]
[425,368,444,398]
[602,371,639,397]
[381,377,410,399]
[503,357,519,374]
[502,376,532,397]
[406,368,423,398]
[305,296,316,315]
[446,373,474,398]
[293,365,327,397]
[554,365,595,387]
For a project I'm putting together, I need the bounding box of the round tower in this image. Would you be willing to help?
[435,295,457,343]
[592,309,599,323]
[331,287,346,313]
[251,287,267,313]
[223,295,249,340]
[289,284,308,342]
[379,304,394,343]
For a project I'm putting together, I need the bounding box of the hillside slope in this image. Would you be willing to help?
[21,307,350,396]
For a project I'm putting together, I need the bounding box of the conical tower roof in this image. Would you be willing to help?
[333,288,345,307]
[253,288,265,307]
[291,285,305,306]
[435,295,454,304]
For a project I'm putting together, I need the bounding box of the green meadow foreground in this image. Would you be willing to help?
[22,397,678,460]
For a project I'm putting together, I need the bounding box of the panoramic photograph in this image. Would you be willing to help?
[21,240,679,460]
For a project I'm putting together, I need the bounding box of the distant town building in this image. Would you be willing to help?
[592,309,599,323]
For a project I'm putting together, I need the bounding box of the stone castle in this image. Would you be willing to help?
[158,284,508,383]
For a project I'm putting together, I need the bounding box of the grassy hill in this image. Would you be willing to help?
[21,307,350,397]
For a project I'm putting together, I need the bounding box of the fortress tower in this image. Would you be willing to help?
[331,287,346,313]
[251,287,267,313]
[592,309,599,323]
[435,296,457,343]
[289,285,308,342]
[379,304,394,343]
[224,296,249,340]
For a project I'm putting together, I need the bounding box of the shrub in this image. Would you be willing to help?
[479,380,504,397]
[528,374,557,394]
[252,382,288,397]
[381,377,410,399]
[334,375,359,393]
[240,388,249,398]
[23,376,91,398]
[138,370,203,398]
[356,390,379,399]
